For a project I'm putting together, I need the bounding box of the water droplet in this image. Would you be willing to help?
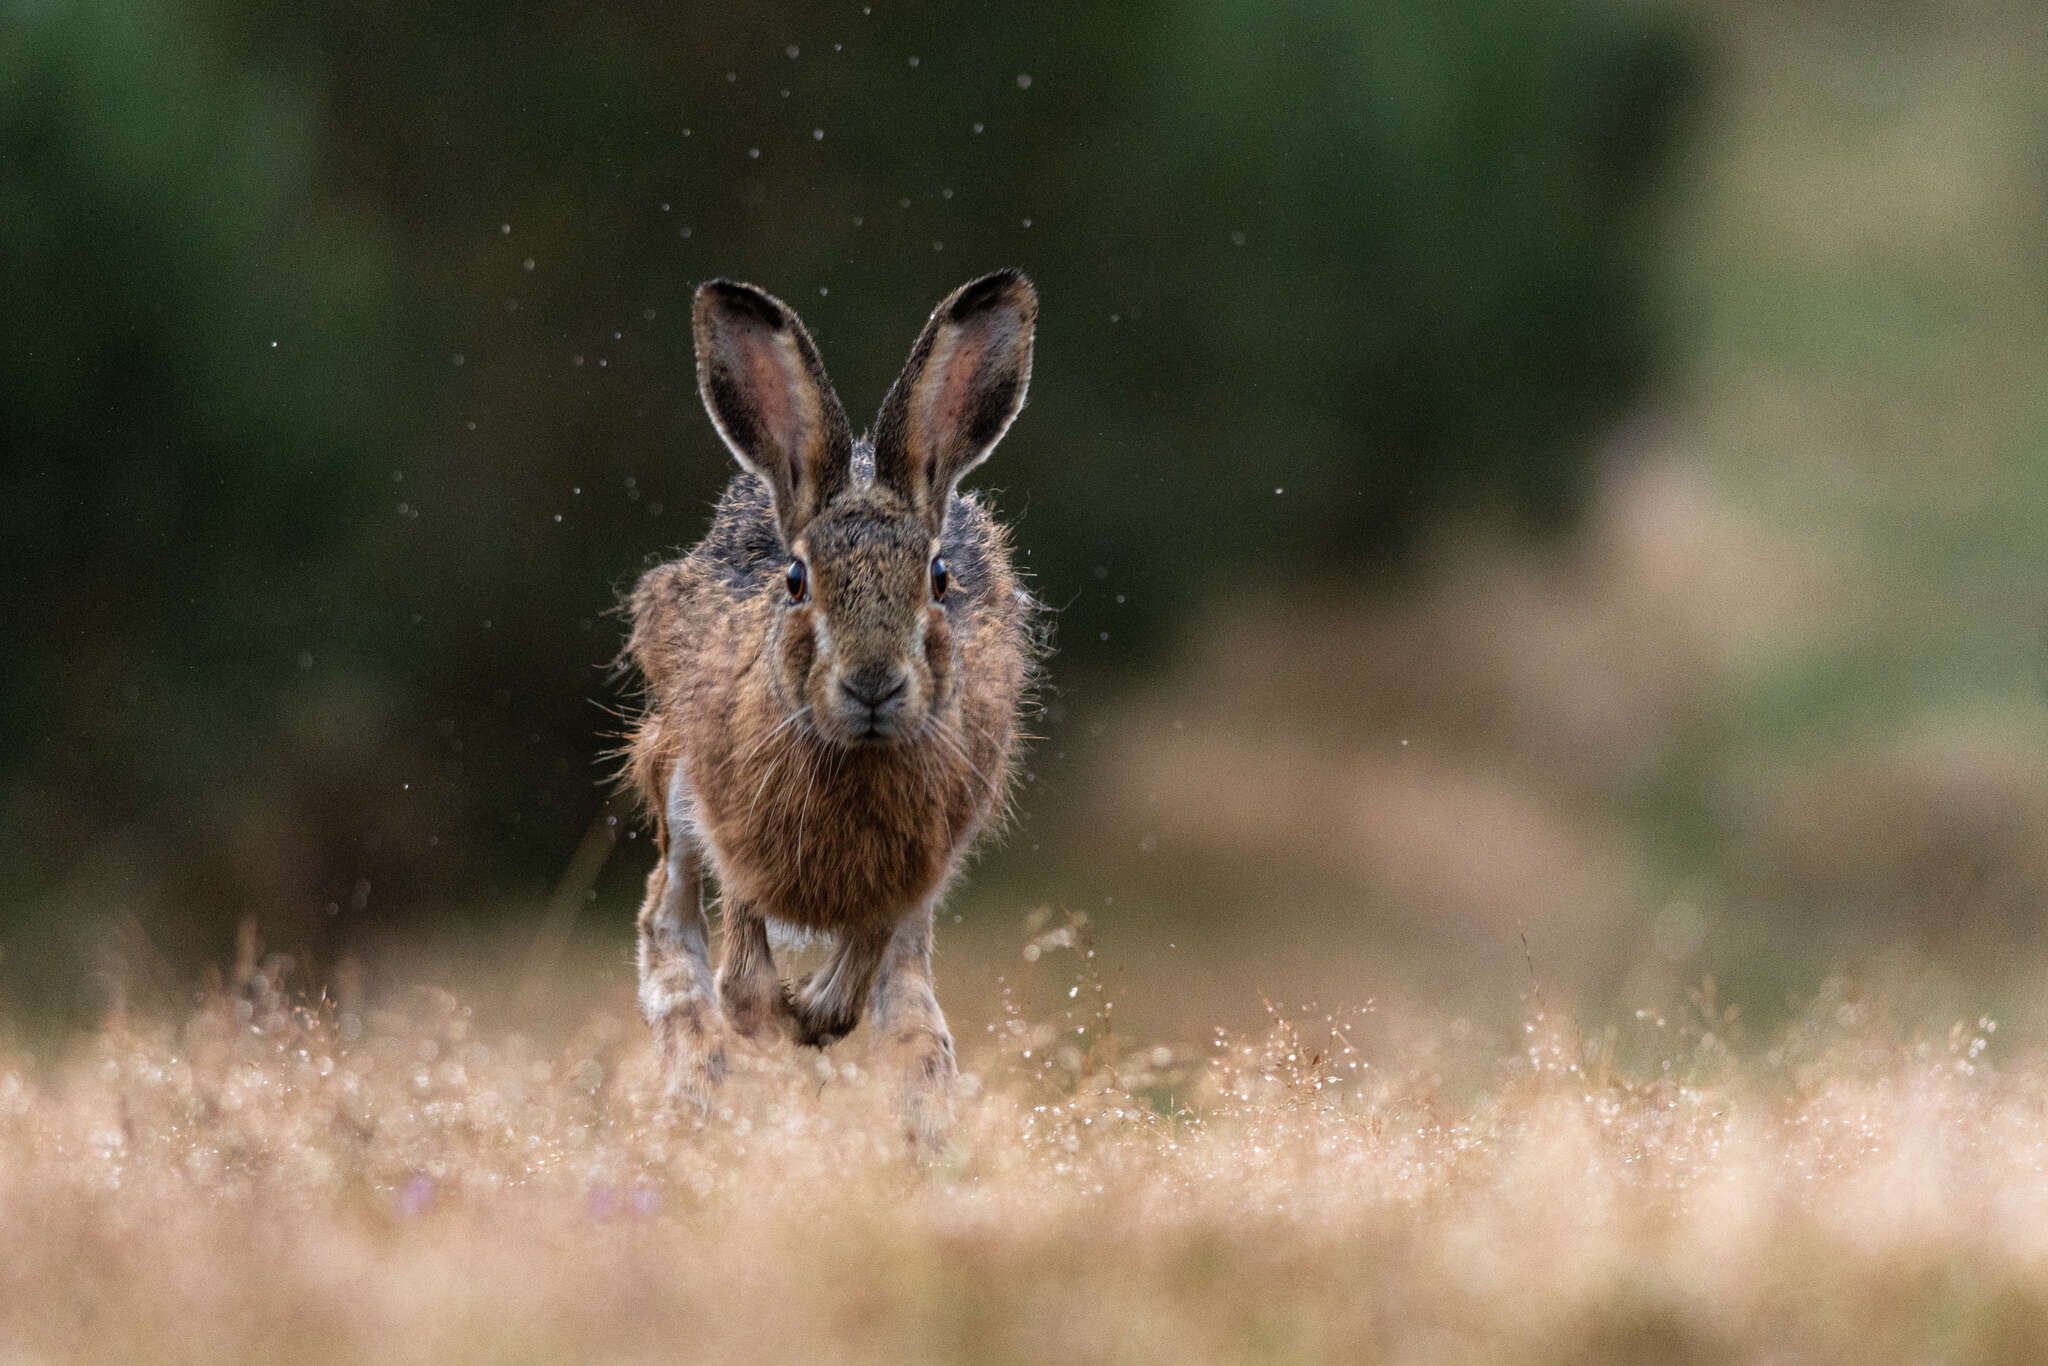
[1016,73,1032,89]
[907,54,920,67]
[785,44,800,58]
[973,122,985,134]
[522,257,535,271]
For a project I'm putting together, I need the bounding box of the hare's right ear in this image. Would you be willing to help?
[872,269,1037,533]
[693,280,853,540]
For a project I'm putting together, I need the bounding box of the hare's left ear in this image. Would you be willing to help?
[873,269,1037,532]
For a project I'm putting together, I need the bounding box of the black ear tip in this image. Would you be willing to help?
[947,268,1036,322]
[696,279,790,330]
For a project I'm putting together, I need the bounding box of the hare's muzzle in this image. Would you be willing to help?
[836,662,909,740]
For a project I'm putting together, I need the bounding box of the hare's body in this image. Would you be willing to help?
[620,271,1040,1148]
[628,466,1030,935]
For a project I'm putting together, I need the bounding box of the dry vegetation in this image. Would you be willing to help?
[4,920,2047,1365]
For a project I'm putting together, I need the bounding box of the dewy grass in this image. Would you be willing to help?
[2,923,2046,1364]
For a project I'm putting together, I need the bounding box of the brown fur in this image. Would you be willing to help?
[620,272,1040,1148]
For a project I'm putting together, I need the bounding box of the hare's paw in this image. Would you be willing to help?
[783,973,862,1049]
[645,994,729,1118]
[719,968,796,1042]
[885,1024,959,1159]
[782,930,893,1048]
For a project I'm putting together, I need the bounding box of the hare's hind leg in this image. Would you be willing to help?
[871,903,958,1155]
[637,774,727,1116]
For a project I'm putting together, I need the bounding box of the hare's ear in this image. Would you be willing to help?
[693,280,853,539]
[872,269,1037,532]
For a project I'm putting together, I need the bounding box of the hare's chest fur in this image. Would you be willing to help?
[686,725,995,933]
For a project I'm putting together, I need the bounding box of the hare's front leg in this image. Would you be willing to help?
[871,903,958,1155]
[785,928,892,1048]
[717,901,793,1040]
[636,829,727,1116]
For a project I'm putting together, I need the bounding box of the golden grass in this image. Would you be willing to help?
[4,922,2047,1365]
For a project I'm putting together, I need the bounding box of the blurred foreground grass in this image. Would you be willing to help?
[5,921,2048,1364]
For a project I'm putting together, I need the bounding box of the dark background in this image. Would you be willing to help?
[0,0,1695,1005]
[8,0,2044,1038]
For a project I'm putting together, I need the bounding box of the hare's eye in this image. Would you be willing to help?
[785,558,808,603]
[929,556,949,601]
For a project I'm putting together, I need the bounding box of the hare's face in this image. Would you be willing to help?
[690,268,1035,744]
[777,494,953,746]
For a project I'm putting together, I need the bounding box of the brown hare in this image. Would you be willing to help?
[622,270,1039,1150]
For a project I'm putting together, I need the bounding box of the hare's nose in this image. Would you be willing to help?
[840,665,907,711]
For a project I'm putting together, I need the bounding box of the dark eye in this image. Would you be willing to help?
[785,558,808,602]
[929,555,949,601]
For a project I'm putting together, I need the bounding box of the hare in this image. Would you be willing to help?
[621,270,1040,1149]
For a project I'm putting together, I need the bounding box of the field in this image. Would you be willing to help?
[6,2,2047,1361]
[3,920,2047,1365]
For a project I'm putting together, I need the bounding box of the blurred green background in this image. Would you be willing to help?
[4,0,2044,1039]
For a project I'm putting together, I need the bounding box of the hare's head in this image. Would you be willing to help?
[692,271,1036,748]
